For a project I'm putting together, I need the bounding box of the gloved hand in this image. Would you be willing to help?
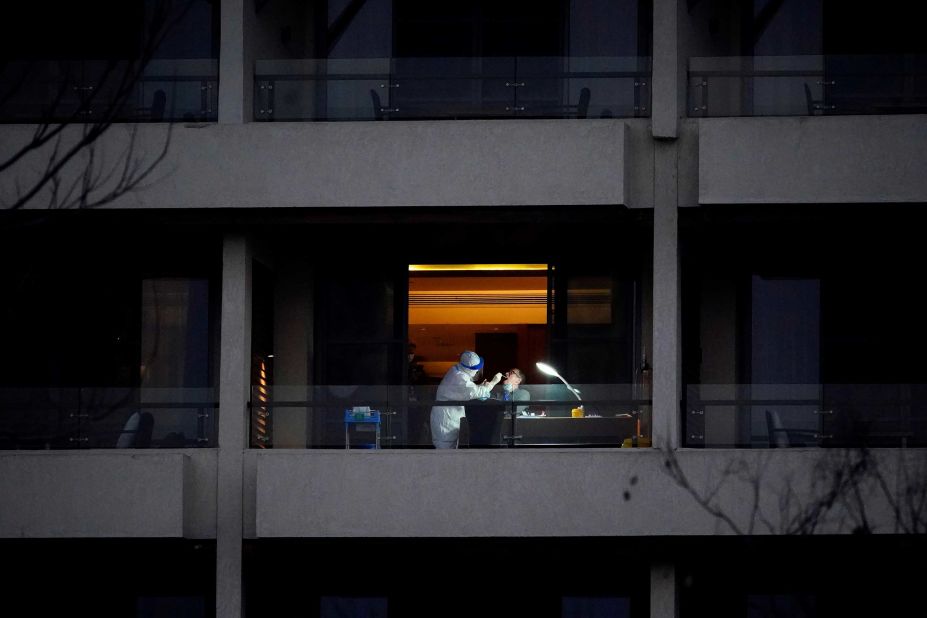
[490,372,503,386]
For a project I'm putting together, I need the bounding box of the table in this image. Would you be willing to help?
[507,415,636,446]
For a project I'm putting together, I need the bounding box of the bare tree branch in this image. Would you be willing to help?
[656,444,927,537]
[662,448,746,535]
[1,0,190,211]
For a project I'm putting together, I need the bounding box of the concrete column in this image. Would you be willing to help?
[652,141,681,449]
[649,0,683,450]
[219,0,254,123]
[217,235,252,618]
[652,0,679,138]
[272,258,312,447]
[651,561,678,618]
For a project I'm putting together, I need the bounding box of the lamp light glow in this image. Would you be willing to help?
[535,362,559,378]
[535,361,582,403]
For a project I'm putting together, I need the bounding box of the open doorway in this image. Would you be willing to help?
[407,264,550,386]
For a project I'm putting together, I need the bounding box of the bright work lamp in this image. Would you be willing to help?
[535,362,582,403]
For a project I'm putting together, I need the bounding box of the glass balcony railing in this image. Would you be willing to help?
[249,384,651,449]
[685,384,927,448]
[688,54,927,117]
[254,56,651,121]
[0,59,219,123]
[0,387,218,449]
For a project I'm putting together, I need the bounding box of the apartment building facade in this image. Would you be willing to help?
[1,0,926,616]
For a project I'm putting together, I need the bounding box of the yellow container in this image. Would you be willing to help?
[571,407,584,418]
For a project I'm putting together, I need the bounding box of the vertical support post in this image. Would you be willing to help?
[219,0,254,123]
[652,0,679,139]
[651,0,682,449]
[217,234,252,618]
[651,561,678,618]
[652,142,681,449]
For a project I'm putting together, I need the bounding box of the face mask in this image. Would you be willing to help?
[503,383,515,392]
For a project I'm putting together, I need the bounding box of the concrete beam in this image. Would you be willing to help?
[254,448,921,538]
[0,452,186,538]
[0,120,634,210]
[699,116,927,204]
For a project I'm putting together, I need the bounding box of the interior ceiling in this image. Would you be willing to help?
[408,264,548,272]
[409,274,548,325]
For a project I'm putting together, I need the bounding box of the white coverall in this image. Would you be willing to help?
[430,364,495,448]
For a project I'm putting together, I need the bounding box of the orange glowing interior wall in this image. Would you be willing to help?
[409,273,550,379]
[408,276,548,325]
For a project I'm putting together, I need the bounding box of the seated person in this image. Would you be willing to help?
[491,368,531,415]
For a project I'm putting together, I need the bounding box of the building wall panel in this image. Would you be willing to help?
[0,451,215,538]
[699,116,927,204]
[0,120,632,209]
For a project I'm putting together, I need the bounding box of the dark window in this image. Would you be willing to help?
[0,0,219,61]
[823,0,927,55]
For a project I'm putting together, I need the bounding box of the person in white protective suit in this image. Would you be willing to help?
[430,350,503,449]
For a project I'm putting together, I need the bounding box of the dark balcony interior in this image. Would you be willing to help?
[0,216,222,448]
[244,537,649,618]
[687,0,927,116]
[681,205,927,447]
[253,0,652,120]
[0,539,216,616]
[0,0,220,122]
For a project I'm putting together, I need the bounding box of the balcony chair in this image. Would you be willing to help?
[556,87,591,118]
[150,89,167,121]
[116,411,154,448]
[804,83,827,116]
[133,89,167,122]
[370,89,382,120]
[765,409,818,448]
[574,86,591,119]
